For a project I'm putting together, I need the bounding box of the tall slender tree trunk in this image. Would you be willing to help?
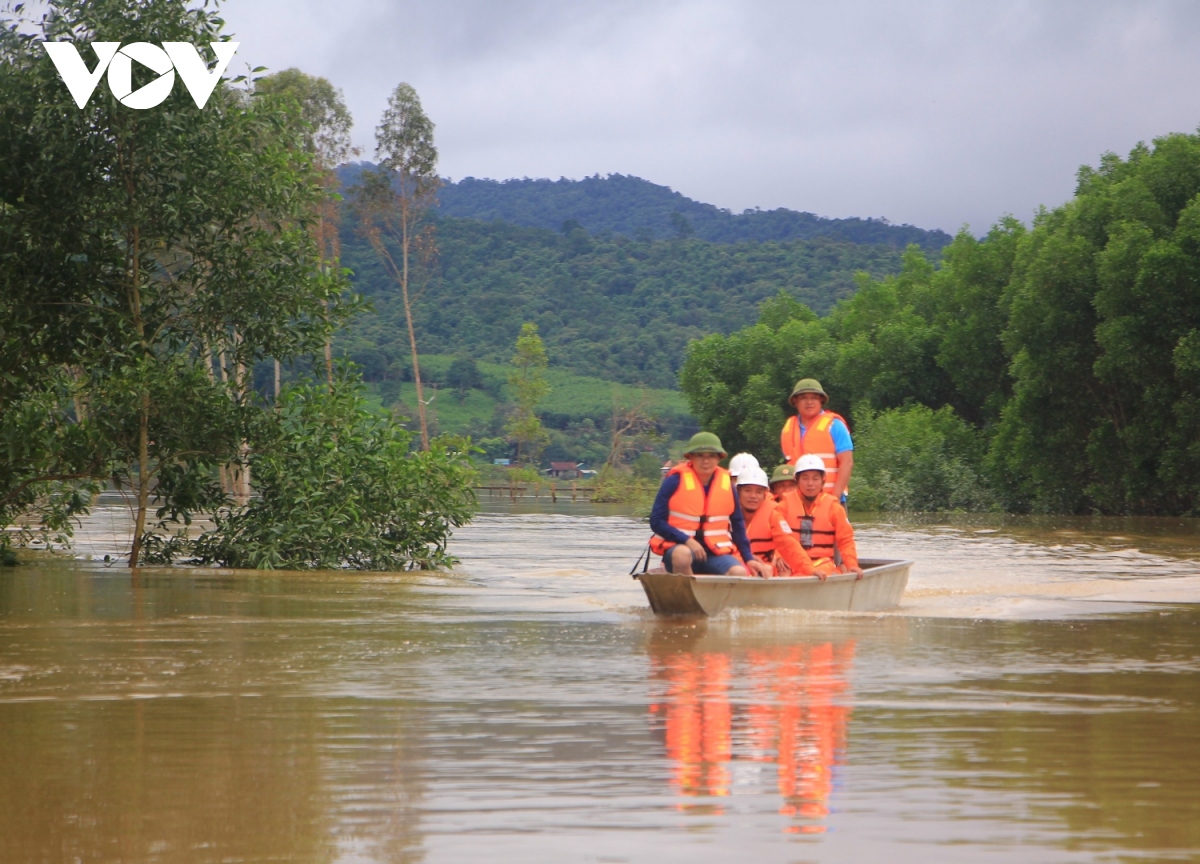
[129,224,149,569]
[402,209,429,450]
[217,347,230,495]
[274,358,281,401]
[231,330,250,503]
[318,210,335,389]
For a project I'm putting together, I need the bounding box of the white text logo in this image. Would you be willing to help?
[41,41,239,109]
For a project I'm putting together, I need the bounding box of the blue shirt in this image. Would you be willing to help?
[798,414,853,452]
[649,472,754,563]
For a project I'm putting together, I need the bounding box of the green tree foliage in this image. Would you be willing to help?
[445,356,483,401]
[680,132,1200,515]
[255,69,354,168]
[0,0,353,563]
[188,372,477,570]
[850,405,994,512]
[338,216,909,389]
[506,323,551,465]
[254,68,357,387]
[992,135,1200,514]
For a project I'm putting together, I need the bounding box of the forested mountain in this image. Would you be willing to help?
[335,164,952,252]
[335,214,908,389]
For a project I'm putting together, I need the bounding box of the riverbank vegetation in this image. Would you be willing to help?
[682,132,1200,516]
[0,0,477,566]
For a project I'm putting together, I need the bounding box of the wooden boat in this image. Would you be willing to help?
[635,558,912,617]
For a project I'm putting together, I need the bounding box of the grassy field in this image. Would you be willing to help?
[363,355,694,439]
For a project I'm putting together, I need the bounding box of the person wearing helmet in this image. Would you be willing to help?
[649,432,768,577]
[780,378,853,503]
[778,455,862,580]
[736,466,815,577]
[727,452,760,480]
[768,464,797,500]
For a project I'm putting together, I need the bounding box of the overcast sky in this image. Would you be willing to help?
[221,0,1200,234]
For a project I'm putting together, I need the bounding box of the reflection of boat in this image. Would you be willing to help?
[636,558,912,617]
[647,631,855,832]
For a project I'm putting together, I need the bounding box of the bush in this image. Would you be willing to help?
[632,452,663,480]
[190,373,478,569]
[591,466,658,514]
[851,404,995,512]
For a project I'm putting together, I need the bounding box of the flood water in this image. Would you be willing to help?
[2,504,1199,862]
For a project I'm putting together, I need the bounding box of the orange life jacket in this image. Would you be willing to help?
[745,497,780,562]
[649,464,737,557]
[781,411,847,496]
[779,491,841,574]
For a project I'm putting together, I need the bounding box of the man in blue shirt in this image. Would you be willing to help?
[780,378,853,503]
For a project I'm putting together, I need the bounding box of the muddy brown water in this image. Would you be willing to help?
[1,503,1198,862]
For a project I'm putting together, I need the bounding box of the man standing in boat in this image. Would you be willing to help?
[780,379,853,503]
[649,433,768,577]
[779,455,863,580]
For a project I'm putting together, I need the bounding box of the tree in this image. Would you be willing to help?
[445,356,483,401]
[992,134,1200,514]
[255,68,356,390]
[506,323,550,465]
[0,0,353,565]
[605,390,661,469]
[187,370,477,570]
[353,83,439,449]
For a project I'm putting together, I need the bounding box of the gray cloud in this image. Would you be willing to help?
[223,0,1200,233]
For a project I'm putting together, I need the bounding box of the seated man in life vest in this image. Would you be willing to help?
[768,464,797,500]
[727,452,760,482]
[778,455,863,580]
[736,466,814,577]
[649,433,769,577]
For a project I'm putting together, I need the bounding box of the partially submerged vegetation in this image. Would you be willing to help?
[0,0,477,567]
[148,373,477,570]
[682,132,1200,516]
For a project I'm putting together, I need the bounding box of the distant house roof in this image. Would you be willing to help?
[550,461,582,471]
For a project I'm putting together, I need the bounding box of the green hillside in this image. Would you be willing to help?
[336,214,910,389]
[364,355,694,466]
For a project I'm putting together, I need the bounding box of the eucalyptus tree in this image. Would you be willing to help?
[255,68,356,389]
[0,0,353,565]
[353,83,439,449]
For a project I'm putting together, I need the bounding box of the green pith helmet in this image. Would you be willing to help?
[769,464,795,485]
[789,378,828,404]
[683,431,727,457]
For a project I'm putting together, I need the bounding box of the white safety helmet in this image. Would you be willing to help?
[736,466,770,488]
[728,452,760,477]
[794,454,827,476]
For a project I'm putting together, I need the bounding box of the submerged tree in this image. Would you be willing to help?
[506,323,551,466]
[353,83,439,449]
[190,369,477,571]
[0,0,353,565]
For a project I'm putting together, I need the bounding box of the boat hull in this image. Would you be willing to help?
[636,558,912,617]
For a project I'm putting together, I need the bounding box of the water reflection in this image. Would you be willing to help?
[648,625,854,834]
